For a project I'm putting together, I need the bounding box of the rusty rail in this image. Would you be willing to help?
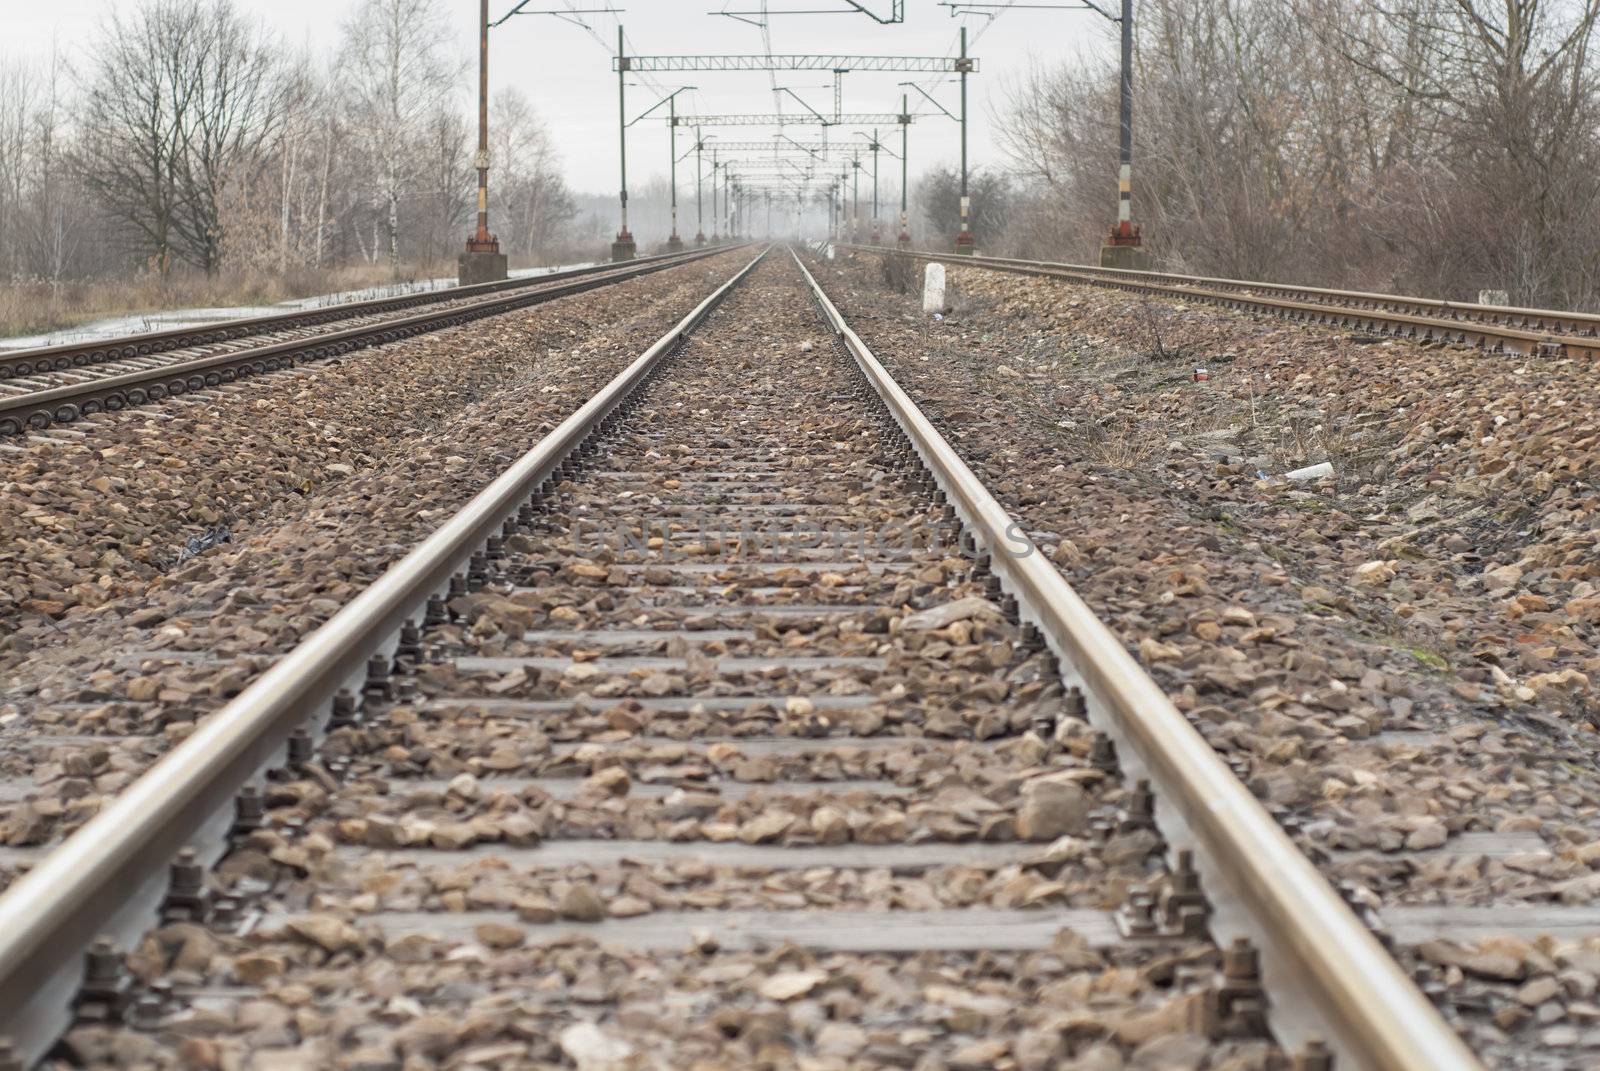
[843,244,1600,358]
[0,245,743,436]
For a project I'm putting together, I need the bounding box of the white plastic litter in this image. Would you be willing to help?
[1285,461,1334,481]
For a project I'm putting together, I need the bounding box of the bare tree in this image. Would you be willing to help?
[74,0,292,276]
[492,88,578,258]
[996,0,1600,306]
[915,164,1012,247]
[25,48,89,289]
[1351,0,1600,304]
[339,0,461,279]
[0,57,33,281]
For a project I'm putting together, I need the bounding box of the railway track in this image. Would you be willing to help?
[0,247,1479,1069]
[847,244,1600,359]
[0,247,734,437]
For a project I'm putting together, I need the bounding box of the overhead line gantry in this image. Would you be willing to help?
[674,113,906,126]
[615,54,973,72]
[595,26,978,255]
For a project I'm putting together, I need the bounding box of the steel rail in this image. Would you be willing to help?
[793,247,1483,1071]
[0,246,770,1065]
[983,254,1600,335]
[0,246,721,380]
[0,245,744,436]
[845,244,1600,356]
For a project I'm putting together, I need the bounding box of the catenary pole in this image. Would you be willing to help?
[871,129,880,242]
[954,25,973,253]
[899,93,909,246]
[695,132,705,245]
[612,25,636,260]
[460,0,506,282]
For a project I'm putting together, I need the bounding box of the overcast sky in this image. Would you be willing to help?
[3,0,1111,194]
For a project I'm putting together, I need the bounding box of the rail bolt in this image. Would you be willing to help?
[1161,850,1212,937]
[364,654,393,702]
[1088,731,1118,773]
[74,936,132,1023]
[396,622,423,664]
[1115,886,1160,938]
[328,689,360,729]
[1216,937,1269,1037]
[1121,780,1156,831]
[287,729,314,769]
[231,785,265,836]
[161,847,211,923]
[425,595,450,627]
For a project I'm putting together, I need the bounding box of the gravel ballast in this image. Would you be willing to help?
[0,250,752,856]
[29,255,1287,1071]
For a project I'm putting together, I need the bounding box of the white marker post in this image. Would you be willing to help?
[922,262,946,314]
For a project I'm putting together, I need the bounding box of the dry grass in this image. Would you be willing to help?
[0,263,442,339]
[0,243,607,340]
[878,251,919,295]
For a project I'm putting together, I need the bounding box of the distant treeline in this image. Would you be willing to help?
[0,0,579,287]
[995,0,1600,307]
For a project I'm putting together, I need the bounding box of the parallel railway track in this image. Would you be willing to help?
[847,244,1600,359]
[0,246,735,437]
[0,246,1480,1069]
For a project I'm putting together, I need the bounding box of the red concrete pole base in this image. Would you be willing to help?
[458,248,508,285]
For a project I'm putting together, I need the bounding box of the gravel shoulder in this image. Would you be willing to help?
[812,248,1600,1068]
